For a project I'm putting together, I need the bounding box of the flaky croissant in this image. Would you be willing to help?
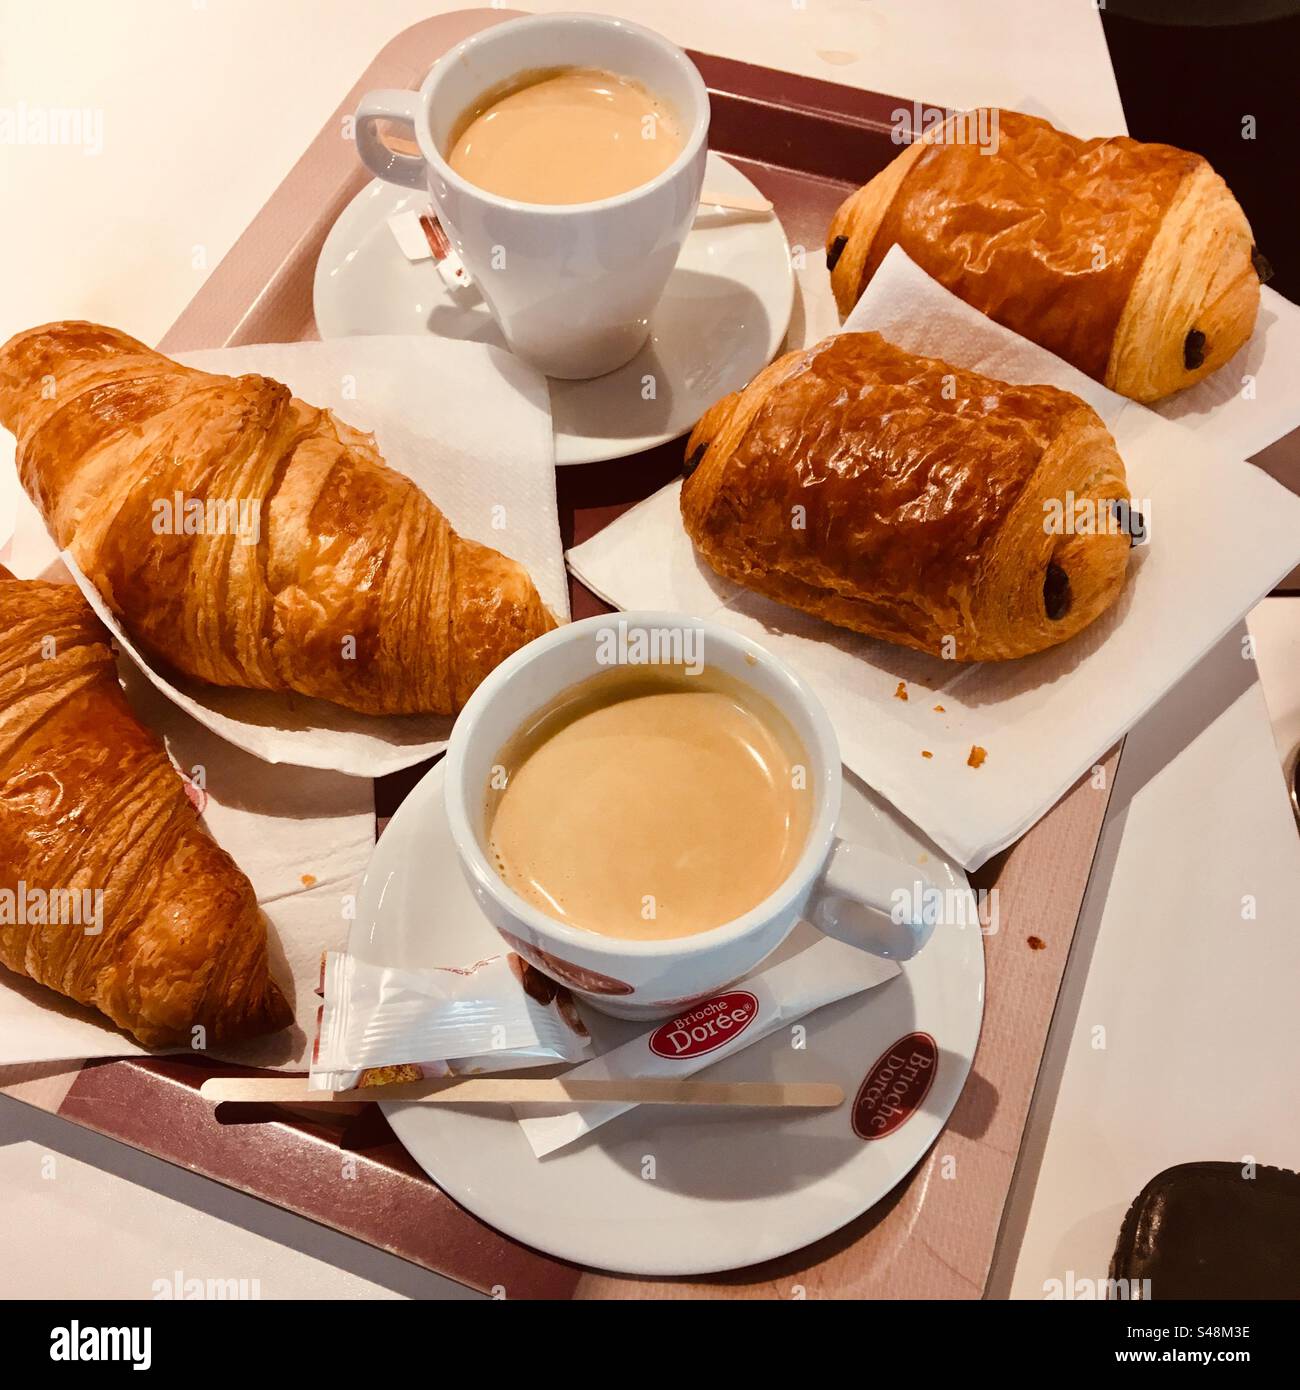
[0,322,555,716]
[827,110,1262,402]
[681,333,1133,662]
[0,567,291,1047]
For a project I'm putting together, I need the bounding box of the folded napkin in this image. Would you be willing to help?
[567,247,1300,868]
[3,335,569,777]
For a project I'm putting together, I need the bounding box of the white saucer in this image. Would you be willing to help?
[313,152,795,466]
[351,760,984,1277]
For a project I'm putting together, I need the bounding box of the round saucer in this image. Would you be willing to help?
[313,152,795,465]
[351,759,984,1277]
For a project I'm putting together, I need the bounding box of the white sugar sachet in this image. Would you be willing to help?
[309,950,593,1092]
[517,937,899,1158]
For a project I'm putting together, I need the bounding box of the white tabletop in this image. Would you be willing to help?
[0,0,1126,349]
[2,0,1297,1299]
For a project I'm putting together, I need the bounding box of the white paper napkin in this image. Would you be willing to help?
[3,335,568,777]
[567,248,1300,868]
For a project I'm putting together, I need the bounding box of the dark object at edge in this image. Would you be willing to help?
[1111,1160,1300,1299]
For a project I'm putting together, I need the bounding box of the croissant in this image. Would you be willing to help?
[0,567,291,1047]
[827,110,1263,402]
[681,333,1133,661]
[0,322,556,716]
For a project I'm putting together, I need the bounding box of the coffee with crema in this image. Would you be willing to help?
[447,66,683,205]
[486,668,812,940]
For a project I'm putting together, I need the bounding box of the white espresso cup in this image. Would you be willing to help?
[355,13,709,380]
[444,614,941,1020]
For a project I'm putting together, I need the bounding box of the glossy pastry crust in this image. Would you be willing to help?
[0,322,556,715]
[682,333,1133,661]
[0,569,291,1047]
[827,110,1259,402]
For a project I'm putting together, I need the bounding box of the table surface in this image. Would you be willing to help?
[2,0,1298,1300]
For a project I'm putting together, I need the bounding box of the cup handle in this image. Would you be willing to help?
[808,838,943,961]
[356,89,427,190]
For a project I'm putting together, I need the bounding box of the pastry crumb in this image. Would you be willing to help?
[358,1063,424,1088]
[894,681,908,701]
[300,873,317,887]
[744,652,758,666]
[921,750,933,759]
[1027,935,1046,951]
[933,703,946,713]
[967,745,987,768]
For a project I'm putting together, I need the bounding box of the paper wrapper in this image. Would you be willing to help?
[516,937,900,1159]
[567,247,1300,868]
[309,950,594,1091]
[3,335,569,777]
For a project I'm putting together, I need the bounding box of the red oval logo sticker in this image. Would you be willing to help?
[851,1032,939,1141]
[649,990,760,1059]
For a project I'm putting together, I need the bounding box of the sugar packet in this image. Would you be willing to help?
[517,937,900,1158]
[309,950,594,1092]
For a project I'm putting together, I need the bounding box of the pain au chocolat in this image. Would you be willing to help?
[680,333,1134,662]
[827,109,1263,402]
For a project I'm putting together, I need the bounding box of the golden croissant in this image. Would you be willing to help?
[0,322,556,716]
[0,567,291,1047]
[827,109,1263,402]
[681,333,1134,662]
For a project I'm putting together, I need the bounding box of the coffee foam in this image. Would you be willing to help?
[446,66,683,205]
[485,666,812,940]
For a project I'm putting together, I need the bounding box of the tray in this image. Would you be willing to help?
[1,10,1123,1299]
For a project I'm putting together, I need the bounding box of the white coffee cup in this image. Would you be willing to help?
[356,13,709,380]
[444,613,941,1020]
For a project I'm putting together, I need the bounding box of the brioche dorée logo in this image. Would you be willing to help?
[649,990,759,1058]
[851,1032,938,1140]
